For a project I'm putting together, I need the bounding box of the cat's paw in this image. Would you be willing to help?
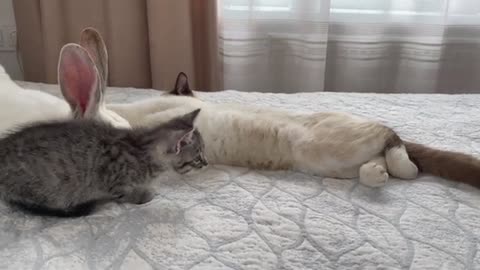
[359,163,389,188]
[129,189,155,204]
[386,147,418,179]
[391,159,418,180]
[117,188,155,205]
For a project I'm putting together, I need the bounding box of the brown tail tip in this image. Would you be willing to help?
[405,141,480,188]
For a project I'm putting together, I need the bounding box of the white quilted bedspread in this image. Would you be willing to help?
[1,80,479,270]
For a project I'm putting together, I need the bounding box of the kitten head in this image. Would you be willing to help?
[168,72,195,97]
[169,128,207,174]
[136,109,207,174]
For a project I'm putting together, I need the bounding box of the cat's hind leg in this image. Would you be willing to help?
[359,156,389,187]
[384,134,418,180]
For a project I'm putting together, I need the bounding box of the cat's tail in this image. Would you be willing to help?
[9,200,97,217]
[404,141,480,188]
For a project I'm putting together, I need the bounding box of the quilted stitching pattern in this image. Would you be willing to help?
[1,81,478,270]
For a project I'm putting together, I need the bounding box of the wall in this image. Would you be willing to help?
[0,0,21,80]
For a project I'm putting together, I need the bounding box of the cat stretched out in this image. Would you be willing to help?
[0,109,206,217]
[108,73,480,189]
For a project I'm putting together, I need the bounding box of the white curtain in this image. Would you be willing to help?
[219,0,480,93]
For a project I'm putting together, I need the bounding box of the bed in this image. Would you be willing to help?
[1,78,479,270]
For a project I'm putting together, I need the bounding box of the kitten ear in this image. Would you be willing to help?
[169,72,194,96]
[174,129,195,154]
[58,44,102,118]
[163,108,201,130]
[80,27,108,88]
[137,109,201,148]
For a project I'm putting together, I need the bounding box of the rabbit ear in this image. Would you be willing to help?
[58,43,102,118]
[80,27,108,88]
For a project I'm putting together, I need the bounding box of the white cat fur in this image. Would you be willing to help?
[107,89,419,188]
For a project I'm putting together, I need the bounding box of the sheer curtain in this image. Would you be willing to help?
[219,0,480,93]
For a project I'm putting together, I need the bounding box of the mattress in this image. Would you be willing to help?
[1,79,479,270]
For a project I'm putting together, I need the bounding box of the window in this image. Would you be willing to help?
[222,0,480,24]
[222,0,325,20]
[223,0,293,12]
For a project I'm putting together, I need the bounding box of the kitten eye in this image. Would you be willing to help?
[180,141,188,147]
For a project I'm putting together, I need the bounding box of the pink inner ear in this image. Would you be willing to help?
[175,130,193,155]
[60,49,97,114]
[175,141,182,155]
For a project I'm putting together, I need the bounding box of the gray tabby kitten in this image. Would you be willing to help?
[0,109,207,217]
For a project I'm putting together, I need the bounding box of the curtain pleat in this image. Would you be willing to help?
[13,0,219,91]
[146,0,196,90]
[219,0,480,93]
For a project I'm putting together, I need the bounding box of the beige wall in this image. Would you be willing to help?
[13,0,219,91]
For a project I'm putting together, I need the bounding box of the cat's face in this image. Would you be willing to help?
[171,129,208,174]
[140,109,207,174]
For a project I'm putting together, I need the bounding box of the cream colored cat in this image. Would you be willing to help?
[108,73,421,187]
[109,73,480,188]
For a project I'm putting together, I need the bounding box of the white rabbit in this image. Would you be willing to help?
[0,65,69,134]
[0,28,130,136]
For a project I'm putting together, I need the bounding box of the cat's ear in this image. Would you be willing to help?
[170,109,201,130]
[137,109,201,148]
[163,108,201,130]
[173,129,195,154]
[169,72,194,96]
[58,44,103,118]
[167,109,201,154]
[80,27,108,88]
